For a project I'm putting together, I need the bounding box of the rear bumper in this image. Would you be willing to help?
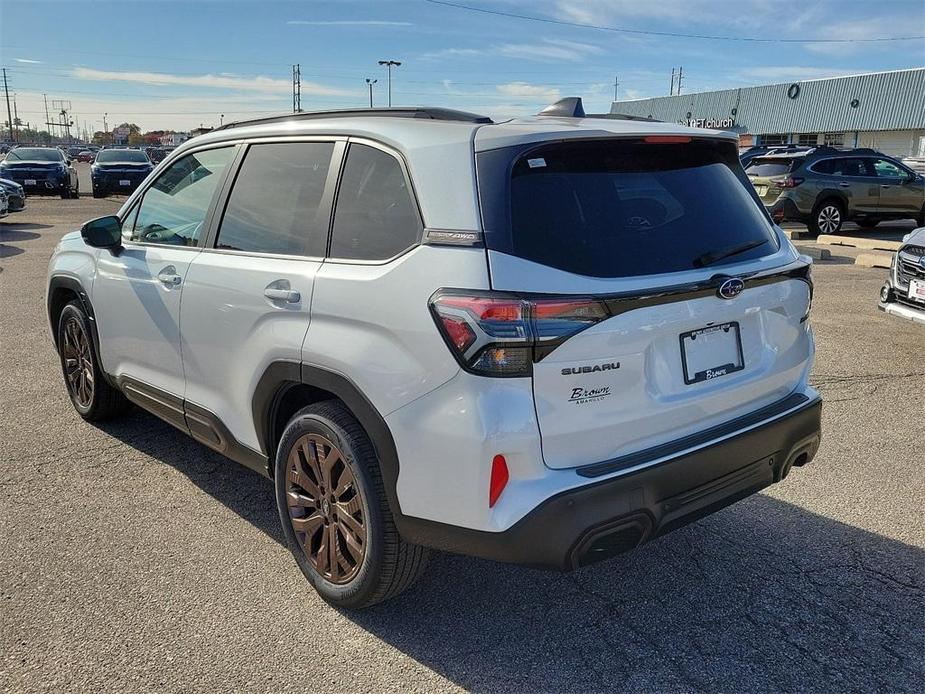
[399,395,822,569]
[766,197,806,223]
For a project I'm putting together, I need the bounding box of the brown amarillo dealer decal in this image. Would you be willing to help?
[562,362,620,404]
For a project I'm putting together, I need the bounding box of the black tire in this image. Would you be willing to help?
[857,219,880,229]
[60,190,70,200]
[809,199,844,235]
[92,189,105,199]
[917,204,924,228]
[57,301,131,421]
[275,400,429,609]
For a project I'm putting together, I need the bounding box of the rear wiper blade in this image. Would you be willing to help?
[694,239,769,268]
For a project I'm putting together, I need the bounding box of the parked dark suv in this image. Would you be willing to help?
[745,147,925,235]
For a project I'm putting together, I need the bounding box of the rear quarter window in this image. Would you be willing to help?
[478,138,779,278]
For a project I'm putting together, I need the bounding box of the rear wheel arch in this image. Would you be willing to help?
[254,361,404,519]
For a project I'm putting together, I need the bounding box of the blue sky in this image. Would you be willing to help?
[2,0,923,133]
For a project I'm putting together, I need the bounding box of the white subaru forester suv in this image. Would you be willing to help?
[47,99,821,609]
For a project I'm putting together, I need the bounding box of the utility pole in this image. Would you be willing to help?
[613,75,619,102]
[378,60,401,107]
[2,68,14,143]
[670,68,676,96]
[12,93,20,141]
[292,64,301,113]
[365,78,377,108]
[44,93,52,138]
[677,66,683,95]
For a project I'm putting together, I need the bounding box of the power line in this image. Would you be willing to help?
[424,0,925,43]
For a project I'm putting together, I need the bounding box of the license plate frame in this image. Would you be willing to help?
[24,179,36,186]
[679,321,745,385]
[909,278,925,303]
[119,179,131,186]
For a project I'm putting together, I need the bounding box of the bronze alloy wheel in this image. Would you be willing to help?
[286,434,366,584]
[62,316,94,408]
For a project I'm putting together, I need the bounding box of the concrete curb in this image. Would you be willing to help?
[794,245,831,261]
[854,251,893,269]
[817,235,902,252]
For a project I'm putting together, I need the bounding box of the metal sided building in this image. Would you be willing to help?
[610,68,925,158]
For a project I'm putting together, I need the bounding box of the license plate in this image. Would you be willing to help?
[909,279,925,303]
[119,179,131,186]
[24,179,36,186]
[755,185,767,196]
[680,322,745,385]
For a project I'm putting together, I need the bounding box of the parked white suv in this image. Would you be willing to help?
[47,99,822,608]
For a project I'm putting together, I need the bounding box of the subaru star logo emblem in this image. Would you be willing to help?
[718,277,745,299]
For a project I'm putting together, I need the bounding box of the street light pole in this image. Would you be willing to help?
[220,114,224,126]
[365,78,377,108]
[377,60,401,107]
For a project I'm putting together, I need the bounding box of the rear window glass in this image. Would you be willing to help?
[480,139,778,278]
[744,158,796,177]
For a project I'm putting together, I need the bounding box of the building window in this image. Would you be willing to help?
[761,134,788,145]
[797,133,819,146]
[823,132,845,147]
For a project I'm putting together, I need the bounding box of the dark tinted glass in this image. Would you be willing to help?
[745,158,796,176]
[811,159,835,174]
[496,139,777,278]
[829,158,868,177]
[330,144,422,260]
[131,147,234,247]
[96,149,150,163]
[216,142,334,256]
[7,148,64,162]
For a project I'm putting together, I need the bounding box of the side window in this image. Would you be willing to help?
[872,159,904,178]
[215,142,334,256]
[830,158,866,178]
[131,147,235,247]
[120,205,139,236]
[811,159,834,175]
[329,143,422,261]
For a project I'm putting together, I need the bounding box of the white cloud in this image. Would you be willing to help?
[424,37,604,63]
[71,67,357,97]
[287,20,413,26]
[495,81,561,101]
[14,58,42,64]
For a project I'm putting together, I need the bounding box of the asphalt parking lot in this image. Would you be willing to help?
[1,192,923,693]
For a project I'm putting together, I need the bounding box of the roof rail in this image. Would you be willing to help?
[588,112,663,122]
[216,107,493,131]
[538,97,585,118]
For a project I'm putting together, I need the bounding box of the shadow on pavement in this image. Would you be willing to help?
[0,229,42,243]
[0,222,53,231]
[98,410,924,692]
[0,244,26,258]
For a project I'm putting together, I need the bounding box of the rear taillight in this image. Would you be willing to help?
[775,176,804,188]
[429,291,609,377]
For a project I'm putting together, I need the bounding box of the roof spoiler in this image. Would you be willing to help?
[538,97,585,118]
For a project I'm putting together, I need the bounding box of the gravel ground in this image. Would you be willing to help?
[1,193,923,693]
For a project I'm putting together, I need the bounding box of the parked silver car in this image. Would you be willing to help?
[879,227,925,325]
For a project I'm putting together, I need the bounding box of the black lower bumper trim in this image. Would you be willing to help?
[577,392,809,478]
[397,397,822,570]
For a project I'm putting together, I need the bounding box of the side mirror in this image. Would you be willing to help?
[81,215,122,251]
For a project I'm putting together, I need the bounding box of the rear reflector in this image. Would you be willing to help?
[489,455,509,508]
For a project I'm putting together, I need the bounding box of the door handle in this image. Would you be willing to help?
[880,184,891,189]
[264,287,301,303]
[157,267,182,286]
